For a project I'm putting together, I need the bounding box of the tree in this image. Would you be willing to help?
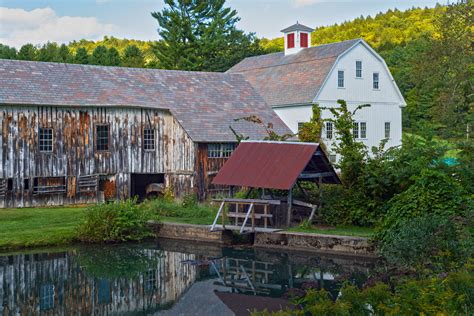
[106,47,121,66]
[17,44,37,60]
[122,45,145,68]
[151,0,262,71]
[0,44,17,59]
[74,47,90,64]
[37,42,60,62]
[90,45,109,65]
[298,104,324,144]
[58,44,73,63]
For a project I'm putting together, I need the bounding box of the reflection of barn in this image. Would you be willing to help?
[0,60,291,208]
[0,248,198,315]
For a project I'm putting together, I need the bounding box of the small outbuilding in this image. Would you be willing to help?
[211,141,340,232]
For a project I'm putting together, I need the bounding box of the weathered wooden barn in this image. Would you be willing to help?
[0,59,291,208]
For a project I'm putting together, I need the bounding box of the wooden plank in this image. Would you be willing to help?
[240,203,254,234]
[298,172,335,179]
[293,199,316,209]
[213,198,280,205]
[210,201,225,232]
[227,212,272,219]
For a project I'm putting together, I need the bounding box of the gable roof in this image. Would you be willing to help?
[281,22,314,33]
[226,39,360,107]
[0,59,291,142]
[212,141,340,190]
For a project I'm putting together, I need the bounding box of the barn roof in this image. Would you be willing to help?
[0,59,291,142]
[227,39,360,106]
[212,141,340,190]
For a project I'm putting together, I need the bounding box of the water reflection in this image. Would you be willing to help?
[0,240,375,315]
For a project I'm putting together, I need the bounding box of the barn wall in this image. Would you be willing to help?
[194,143,230,200]
[0,105,196,208]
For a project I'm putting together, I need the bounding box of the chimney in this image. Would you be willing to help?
[281,22,314,56]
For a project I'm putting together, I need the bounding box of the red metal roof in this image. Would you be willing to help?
[212,141,320,190]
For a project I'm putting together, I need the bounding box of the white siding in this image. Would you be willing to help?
[316,43,403,104]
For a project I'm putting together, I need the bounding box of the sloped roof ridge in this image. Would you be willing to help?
[0,58,238,77]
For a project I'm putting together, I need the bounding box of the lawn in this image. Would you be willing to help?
[0,206,87,250]
[287,225,375,238]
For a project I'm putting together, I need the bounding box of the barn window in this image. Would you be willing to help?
[208,143,236,158]
[356,61,362,78]
[7,178,13,191]
[300,32,308,48]
[40,284,54,311]
[329,154,337,164]
[373,72,379,89]
[24,178,30,190]
[287,33,295,49]
[96,125,109,151]
[143,128,155,151]
[385,122,391,139]
[38,128,53,152]
[337,70,344,88]
[145,269,157,292]
[325,122,333,139]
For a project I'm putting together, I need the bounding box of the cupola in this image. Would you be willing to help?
[281,22,314,56]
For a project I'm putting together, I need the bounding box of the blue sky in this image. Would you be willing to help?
[0,0,442,48]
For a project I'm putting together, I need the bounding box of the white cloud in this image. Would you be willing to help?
[0,7,117,48]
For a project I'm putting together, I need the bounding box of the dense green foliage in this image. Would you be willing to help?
[151,0,262,71]
[254,261,474,315]
[76,199,155,243]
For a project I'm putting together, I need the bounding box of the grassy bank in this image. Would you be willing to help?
[0,206,87,250]
[287,225,375,238]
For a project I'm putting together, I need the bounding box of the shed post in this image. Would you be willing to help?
[287,185,293,227]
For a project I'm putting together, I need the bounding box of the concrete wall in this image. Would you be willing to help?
[254,231,376,257]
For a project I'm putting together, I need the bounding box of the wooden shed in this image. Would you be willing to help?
[0,60,291,208]
[211,141,340,232]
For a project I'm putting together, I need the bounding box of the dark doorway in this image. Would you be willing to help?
[130,173,165,201]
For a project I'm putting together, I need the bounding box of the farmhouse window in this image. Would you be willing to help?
[373,72,379,89]
[325,122,333,139]
[287,33,295,49]
[96,125,109,151]
[353,122,359,139]
[143,128,155,151]
[329,154,337,164]
[385,122,391,139]
[40,284,54,311]
[208,143,236,158]
[338,70,344,88]
[38,128,53,152]
[300,32,308,47]
[360,122,367,138]
[356,61,362,78]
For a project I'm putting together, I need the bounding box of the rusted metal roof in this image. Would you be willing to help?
[212,141,340,190]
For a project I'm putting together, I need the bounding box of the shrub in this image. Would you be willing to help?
[378,168,470,240]
[379,214,473,271]
[142,197,217,220]
[76,199,155,243]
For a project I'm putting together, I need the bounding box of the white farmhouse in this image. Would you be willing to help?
[228,22,406,162]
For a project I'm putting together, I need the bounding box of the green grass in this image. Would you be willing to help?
[0,206,86,251]
[287,225,375,238]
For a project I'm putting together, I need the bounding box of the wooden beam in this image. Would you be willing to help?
[298,172,334,179]
[212,198,281,205]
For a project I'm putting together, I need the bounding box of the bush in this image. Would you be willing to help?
[378,169,470,240]
[76,199,155,243]
[379,214,473,271]
[142,196,217,220]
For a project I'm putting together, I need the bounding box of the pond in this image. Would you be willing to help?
[0,239,376,315]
